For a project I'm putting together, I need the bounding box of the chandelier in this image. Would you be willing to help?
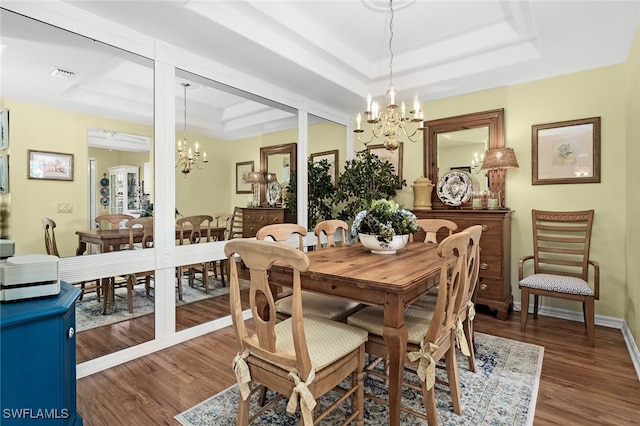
[354,0,424,151]
[176,82,208,176]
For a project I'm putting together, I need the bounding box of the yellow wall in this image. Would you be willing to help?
[625,28,640,347]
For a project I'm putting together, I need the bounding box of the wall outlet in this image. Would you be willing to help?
[57,203,73,213]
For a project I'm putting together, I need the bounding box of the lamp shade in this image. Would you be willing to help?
[265,172,278,183]
[245,171,264,184]
[481,148,519,170]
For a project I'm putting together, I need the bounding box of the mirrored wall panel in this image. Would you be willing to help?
[0,8,155,362]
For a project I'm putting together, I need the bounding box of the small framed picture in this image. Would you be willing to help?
[310,149,339,187]
[236,161,254,194]
[367,142,404,189]
[532,117,601,185]
[0,109,8,150]
[0,154,8,193]
[28,150,74,181]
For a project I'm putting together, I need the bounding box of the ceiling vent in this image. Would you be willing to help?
[48,67,75,80]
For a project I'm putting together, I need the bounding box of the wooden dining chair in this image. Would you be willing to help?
[347,231,470,424]
[411,218,458,243]
[43,217,101,301]
[271,220,362,322]
[519,209,599,346]
[176,214,214,301]
[314,219,349,248]
[413,225,483,372]
[95,214,134,231]
[225,239,368,426]
[211,212,232,284]
[120,217,154,314]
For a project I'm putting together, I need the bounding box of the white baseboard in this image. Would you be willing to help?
[513,302,640,381]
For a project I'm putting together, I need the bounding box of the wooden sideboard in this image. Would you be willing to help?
[414,208,512,320]
[241,207,291,238]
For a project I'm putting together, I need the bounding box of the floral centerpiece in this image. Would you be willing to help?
[351,199,419,253]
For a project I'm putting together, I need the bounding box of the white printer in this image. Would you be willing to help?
[0,253,60,302]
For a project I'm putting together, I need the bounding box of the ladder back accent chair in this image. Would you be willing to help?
[519,209,599,346]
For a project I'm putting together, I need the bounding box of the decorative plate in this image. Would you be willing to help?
[100,197,109,206]
[436,170,473,206]
[100,187,110,197]
[266,182,282,206]
[100,177,109,187]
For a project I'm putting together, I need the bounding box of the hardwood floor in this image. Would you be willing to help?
[76,300,640,425]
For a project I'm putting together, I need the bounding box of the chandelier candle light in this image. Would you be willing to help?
[354,0,425,151]
[176,82,208,176]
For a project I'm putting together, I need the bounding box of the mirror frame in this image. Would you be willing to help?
[259,142,297,206]
[423,109,505,209]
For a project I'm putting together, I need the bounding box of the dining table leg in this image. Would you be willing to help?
[383,302,408,426]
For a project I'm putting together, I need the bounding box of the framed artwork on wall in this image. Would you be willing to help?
[532,117,601,185]
[0,109,8,150]
[310,149,339,187]
[236,161,254,194]
[367,142,404,189]
[28,150,74,181]
[0,154,8,193]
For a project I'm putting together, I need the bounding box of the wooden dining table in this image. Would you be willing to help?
[75,226,226,314]
[268,241,446,426]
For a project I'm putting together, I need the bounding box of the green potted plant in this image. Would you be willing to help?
[283,157,336,229]
[333,149,404,222]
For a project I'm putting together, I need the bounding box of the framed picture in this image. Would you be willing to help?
[532,117,601,185]
[367,142,404,189]
[450,166,472,174]
[310,149,339,187]
[28,150,74,181]
[236,161,254,194]
[0,109,8,150]
[0,155,8,193]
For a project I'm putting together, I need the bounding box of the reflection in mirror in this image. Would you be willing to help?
[173,69,298,332]
[0,8,155,363]
[424,109,505,209]
[260,143,297,206]
[437,127,489,193]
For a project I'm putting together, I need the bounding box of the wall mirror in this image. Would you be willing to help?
[424,109,505,208]
[260,143,297,205]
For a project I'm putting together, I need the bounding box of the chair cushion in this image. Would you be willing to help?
[275,292,361,321]
[519,273,594,296]
[252,316,368,372]
[411,292,437,311]
[347,305,434,345]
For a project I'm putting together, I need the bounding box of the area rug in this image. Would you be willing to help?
[175,333,543,426]
[76,275,248,332]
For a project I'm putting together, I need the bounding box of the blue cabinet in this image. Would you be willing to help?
[1,282,83,425]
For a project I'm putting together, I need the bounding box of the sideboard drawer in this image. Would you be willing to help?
[240,207,288,238]
[476,277,503,300]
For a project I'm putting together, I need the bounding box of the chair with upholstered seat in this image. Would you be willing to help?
[413,225,483,372]
[519,209,599,346]
[225,239,367,426]
[121,217,154,313]
[42,217,100,301]
[176,214,215,300]
[258,222,361,321]
[347,231,470,424]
